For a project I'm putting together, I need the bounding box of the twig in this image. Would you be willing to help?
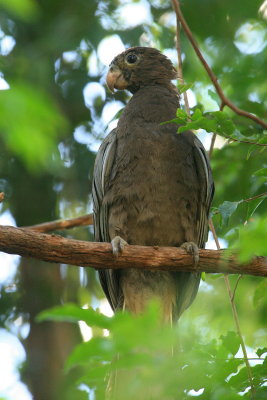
[231,275,243,302]
[209,222,256,398]
[209,133,217,159]
[242,192,267,203]
[212,191,267,216]
[224,135,267,147]
[207,101,223,158]
[173,7,190,117]
[24,214,93,233]
[208,220,220,248]
[171,0,267,130]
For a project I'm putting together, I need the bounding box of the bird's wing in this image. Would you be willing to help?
[174,133,214,318]
[193,135,214,248]
[92,129,123,311]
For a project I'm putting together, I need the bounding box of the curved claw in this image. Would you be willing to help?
[111,236,128,257]
[181,241,199,266]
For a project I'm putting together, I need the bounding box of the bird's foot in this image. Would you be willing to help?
[181,241,199,266]
[111,236,128,257]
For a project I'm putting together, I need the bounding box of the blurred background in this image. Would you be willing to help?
[0,0,266,399]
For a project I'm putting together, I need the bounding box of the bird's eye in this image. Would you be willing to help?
[126,53,137,64]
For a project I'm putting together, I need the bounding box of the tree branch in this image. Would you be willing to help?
[173,6,190,117]
[224,135,267,147]
[171,0,267,130]
[24,214,93,232]
[0,225,266,276]
[209,208,256,398]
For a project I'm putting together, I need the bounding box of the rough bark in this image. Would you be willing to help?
[0,225,266,276]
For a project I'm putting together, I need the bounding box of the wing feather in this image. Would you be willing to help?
[193,138,214,248]
[175,134,214,318]
[92,129,123,311]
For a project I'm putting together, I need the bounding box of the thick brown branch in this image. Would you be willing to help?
[171,0,267,130]
[0,225,266,276]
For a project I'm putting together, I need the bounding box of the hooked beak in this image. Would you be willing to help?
[106,64,128,92]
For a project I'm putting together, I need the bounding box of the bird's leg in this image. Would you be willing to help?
[181,241,199,266]
[111,236,128,257]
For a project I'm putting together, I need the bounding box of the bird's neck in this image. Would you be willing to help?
[122,84,180,125]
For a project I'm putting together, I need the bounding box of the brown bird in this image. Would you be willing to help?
[92,47,214,323]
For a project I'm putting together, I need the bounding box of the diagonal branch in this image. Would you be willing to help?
[173,5,190,116]
[171,0,267,130]
[24,214,93,232]
[0,225,266,276]
[209,219,256,399]
[223,135,267,147]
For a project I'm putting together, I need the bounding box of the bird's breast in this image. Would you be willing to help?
[105,121,199,247]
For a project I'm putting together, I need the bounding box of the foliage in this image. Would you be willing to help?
[0,81,68,170]
[39,303,267,400]
[0,0,266,399]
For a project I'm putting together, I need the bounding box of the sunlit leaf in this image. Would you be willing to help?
[175,108,188,121]
[66,337,113,370]
[218,201,240,226]
[247,136,267,160]
[253,281,267,308]
[220,331,240,356]
[253,168,267,177]
[37,303,112,329]
[178,82,193,93]
[212,111,236,136]
[191,108,202,120]
[233,215,267,262]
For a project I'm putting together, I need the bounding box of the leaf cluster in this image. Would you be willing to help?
[38,303,267,400]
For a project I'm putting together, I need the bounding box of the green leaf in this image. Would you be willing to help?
[218,201,240,226]
[212,111,235,135]
[256,348,267,358]
[175,108,188,121]
[253,281,267,307]
[177,117,217,133]
[253,168,267,177]
[66,337,113,370]
[234,215,267,262]
[191,108,202,121]
[160,117,184,125]
[200,117,218,132]
[177,82,193,94]
[247,136,267,160]
[37,303,112,329]
[228,366,249,391]
[220,331,240,356]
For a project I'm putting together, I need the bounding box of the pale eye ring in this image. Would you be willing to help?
[126,53,137,64]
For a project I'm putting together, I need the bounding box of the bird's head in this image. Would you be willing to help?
[106,47,177,94]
